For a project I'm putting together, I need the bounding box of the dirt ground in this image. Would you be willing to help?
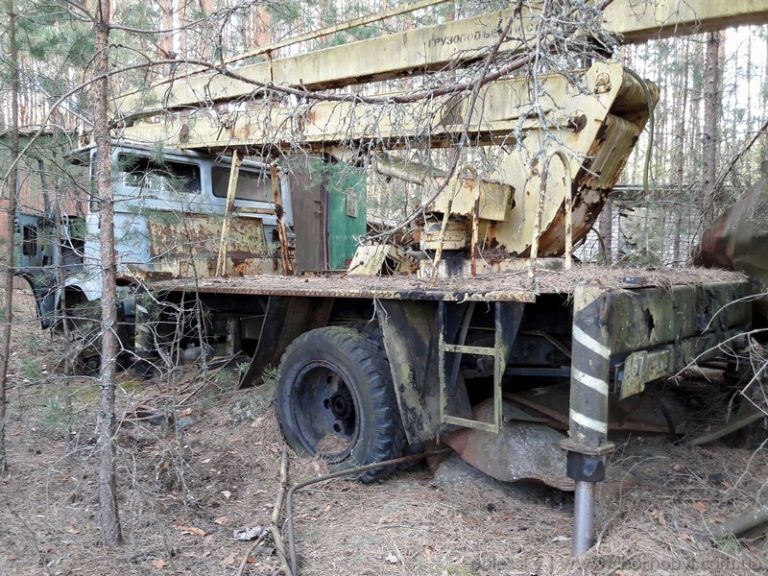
[2,289,768,576]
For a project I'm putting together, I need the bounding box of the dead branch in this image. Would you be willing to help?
[271,448,292,576]
[235,531,269,576]
[691,405,765,446]
[708,506,768,540]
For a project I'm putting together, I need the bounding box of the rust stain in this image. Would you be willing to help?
[142,211,271,279]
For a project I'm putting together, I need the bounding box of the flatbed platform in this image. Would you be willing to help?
[156,264,746,302]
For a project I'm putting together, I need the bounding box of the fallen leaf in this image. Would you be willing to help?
[221,551,238,566]
[693,501,708,514]
[178,525,206,537]
[179,407,193,417]
[214,516,231,526]
[423,545,434,561]
[681,532,693,542]
[150,559,166,569]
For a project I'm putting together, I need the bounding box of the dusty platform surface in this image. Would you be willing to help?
[158,264,746,302]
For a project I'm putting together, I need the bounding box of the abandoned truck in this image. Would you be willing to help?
[13,1,768,557]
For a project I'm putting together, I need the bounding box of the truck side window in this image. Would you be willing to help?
[22,225,37,256]
[212,167,272,202]
[118,154,201,195]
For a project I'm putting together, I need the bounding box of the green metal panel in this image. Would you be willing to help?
[325,163,366,270]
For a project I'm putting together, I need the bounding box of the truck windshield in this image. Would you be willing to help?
[117,153,201,195]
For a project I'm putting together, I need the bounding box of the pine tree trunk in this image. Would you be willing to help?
[177,0,187,57]
[250,5,271,48]
[762,24,768,165]
[199,0,217,62]
[702,31,722,226]
[745,29,753,189]
[673,39,690,265]
[0,0,20,475]
[94,0,123,546]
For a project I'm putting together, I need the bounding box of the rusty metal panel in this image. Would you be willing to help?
[375,299,471,443]
[444,399,573,491]
[427,174,513,222]
[619,347,672,399]
[287,158,327,273]
[607,282,751,356]
[139,211,268,280]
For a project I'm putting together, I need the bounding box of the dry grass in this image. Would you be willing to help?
[1,289,767,576]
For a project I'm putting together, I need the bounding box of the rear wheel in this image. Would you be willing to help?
[275,326,404,482]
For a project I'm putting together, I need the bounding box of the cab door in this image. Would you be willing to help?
[14,213,58,327]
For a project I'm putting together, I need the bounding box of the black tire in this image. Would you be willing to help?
[275,326,404,482]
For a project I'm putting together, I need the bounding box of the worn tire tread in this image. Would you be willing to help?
[276,326,404,482]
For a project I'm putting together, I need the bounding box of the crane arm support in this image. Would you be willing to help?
[114,1,768,122]
[605,0,768,43]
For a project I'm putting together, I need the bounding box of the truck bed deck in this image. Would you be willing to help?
[158,264,746,302]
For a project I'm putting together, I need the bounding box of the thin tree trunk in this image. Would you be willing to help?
[745,28,753,189]
[673,39,690,265]
[762,24,768,164]
[177,0,187,58]
[199,0,217,62]
[598,199,612,264]
[250,4,271,48]
[94,0,122,546]
[0,0,20,474]
[702,31,722,226]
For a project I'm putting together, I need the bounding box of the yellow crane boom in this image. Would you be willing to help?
[114,0,768,121]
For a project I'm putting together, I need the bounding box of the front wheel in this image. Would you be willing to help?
[275,326,404,482]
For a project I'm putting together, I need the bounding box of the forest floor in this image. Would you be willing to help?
[2,289,768,576]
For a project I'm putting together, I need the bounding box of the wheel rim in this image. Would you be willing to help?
[291,360,361,462]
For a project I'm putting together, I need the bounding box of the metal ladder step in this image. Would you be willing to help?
[438,300,523,434]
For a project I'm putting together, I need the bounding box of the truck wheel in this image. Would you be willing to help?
[275,326,404,483]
